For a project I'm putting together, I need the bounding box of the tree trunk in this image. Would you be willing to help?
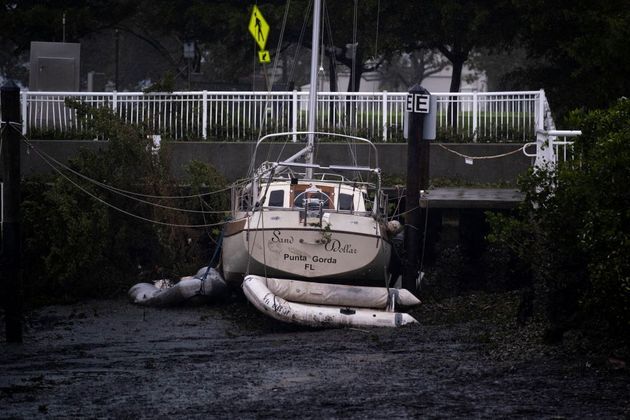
[347,60,363,92]
[448,58,464,132]
[327,50,338,92]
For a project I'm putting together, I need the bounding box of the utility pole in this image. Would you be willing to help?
[403,85,434,293]
[115,29,120,91]
[1,81,23,343]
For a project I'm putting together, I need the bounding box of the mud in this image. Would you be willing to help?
[1,295,628,419]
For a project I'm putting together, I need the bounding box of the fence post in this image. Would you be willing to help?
[1,81,23,343]
[292,89,298,142]
[381,91,388,142]
[112,91,118,113]
[472,92,478,142]
[537,89,545,131]
[202,90,208,140]
[20,91,28,136]
[403,84,433,294]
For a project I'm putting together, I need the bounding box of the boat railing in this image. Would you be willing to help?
[250,131,380,175]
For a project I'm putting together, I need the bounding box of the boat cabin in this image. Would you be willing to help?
[261,180,369,213]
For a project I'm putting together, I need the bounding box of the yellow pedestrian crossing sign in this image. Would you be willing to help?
[258,50,271,64]
[249,5,270,50]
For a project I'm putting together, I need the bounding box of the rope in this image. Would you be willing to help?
[419,194,429,275]
[13,128,229,229]
[199,227,225,295]
[373,0,380,60]
[21,137,231,215]
[437,143,526,161]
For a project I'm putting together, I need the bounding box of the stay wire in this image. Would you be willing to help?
[373,0,380,59]
[34,149,227,228]
[16,131,229,228]
[21,137,231,215]
[256,0,292,167]
[419,194,430,275]
[287,0,313,86]
[15,135,232,200]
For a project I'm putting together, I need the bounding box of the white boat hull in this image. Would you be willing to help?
[222,210,391,287]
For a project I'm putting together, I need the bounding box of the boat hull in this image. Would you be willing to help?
[222,210,391,287]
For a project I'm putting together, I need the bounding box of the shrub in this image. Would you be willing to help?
[487,98,630,341]
[21,101,228,304]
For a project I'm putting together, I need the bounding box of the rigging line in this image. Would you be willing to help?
[388,203,422,220]
[198,195,216,243]
[323,0,338,90]
[256,0,292,147]
[319,0,325,78]
[260,0,292,166]
[419,195,429,274]
[352,0,358,91]
[373,0,380,59]
[0,126,5,160]
[287,0,312,85]
[29,146,227,228]
[321,3,360,179]
[271,0,291,83]
[20,138,230,214]
[12,129,231,199]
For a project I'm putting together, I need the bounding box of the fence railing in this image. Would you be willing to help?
[17,89,549,142]
[524,129,582,169]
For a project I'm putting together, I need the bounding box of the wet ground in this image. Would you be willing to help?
[1,293,628,419]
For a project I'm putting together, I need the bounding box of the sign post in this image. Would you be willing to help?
[1,81,23,343]
[403,85,435,294]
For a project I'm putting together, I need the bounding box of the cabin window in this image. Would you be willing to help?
[338,193,354,211]
[268,190,285,207]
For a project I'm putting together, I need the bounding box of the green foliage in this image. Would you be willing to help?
[143,71,176,93]
[510,0,630,116]
[487,98,630,341]
[21,101,229,304]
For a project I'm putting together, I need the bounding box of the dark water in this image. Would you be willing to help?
[1,297,628,419]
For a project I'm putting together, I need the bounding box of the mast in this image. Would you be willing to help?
[306,0,322,179]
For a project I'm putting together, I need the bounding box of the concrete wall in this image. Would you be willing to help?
[20,141,533,185]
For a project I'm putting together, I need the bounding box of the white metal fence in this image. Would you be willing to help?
[524,130,582,169]
[18,89,550,142]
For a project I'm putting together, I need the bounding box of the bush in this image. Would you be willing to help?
[21,101,228,304]
[487,98,630,341]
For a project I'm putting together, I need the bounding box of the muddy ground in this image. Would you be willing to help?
[1,292,628,419]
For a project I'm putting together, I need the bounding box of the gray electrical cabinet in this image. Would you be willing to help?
[29,42,81,91]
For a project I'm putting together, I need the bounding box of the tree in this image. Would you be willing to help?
[510,0,630,118]
[378,49,449,91]
[0,0,256,89]
[386,0,518,93]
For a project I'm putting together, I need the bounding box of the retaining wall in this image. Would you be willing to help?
[20,141,533,185]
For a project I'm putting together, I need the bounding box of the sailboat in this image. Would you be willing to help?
[220,0,419,327]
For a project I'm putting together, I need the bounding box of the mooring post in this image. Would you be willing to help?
[1,81,23,343]
[403,85,434,293]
